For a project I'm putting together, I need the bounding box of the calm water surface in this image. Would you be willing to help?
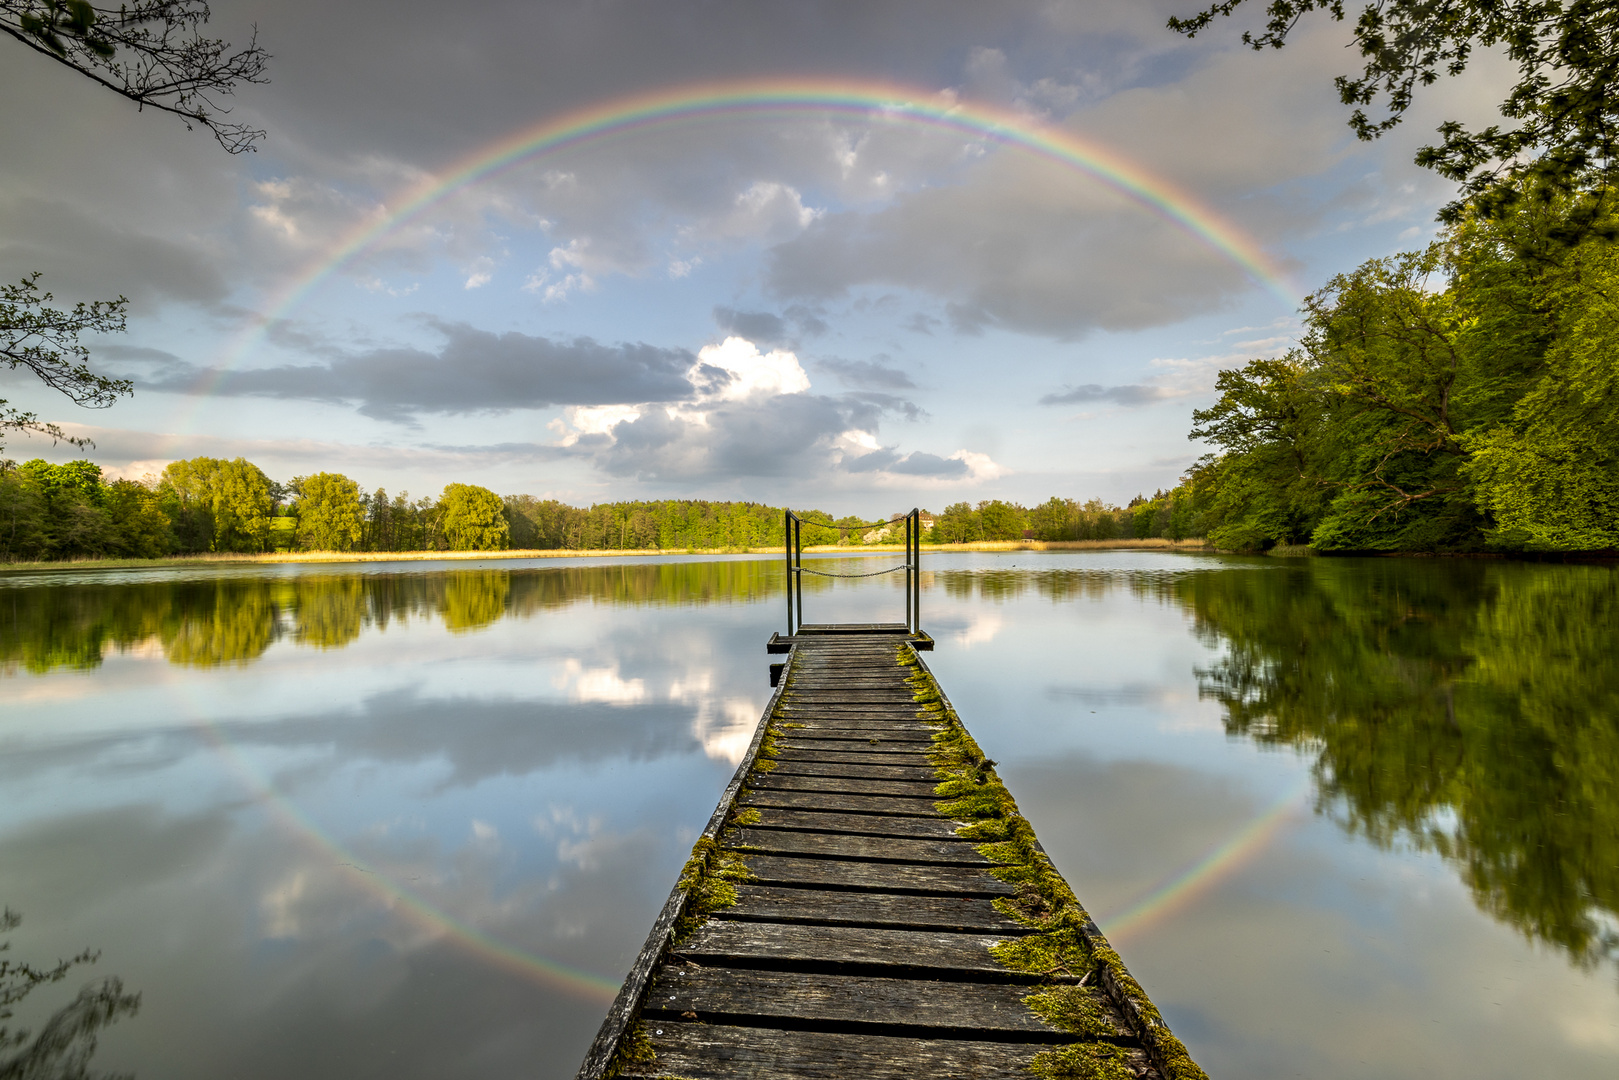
[1,552,1615,1078]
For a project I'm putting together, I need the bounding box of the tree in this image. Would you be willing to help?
[292,471,365,552]
[3,0,269,153]
[1169,0,1619,228]
[1,275,130,453]
[159,456,273,552]
[976,499,1028,541]
[438,483,509,551]
[103,477,173,556]
[933,502,980,544]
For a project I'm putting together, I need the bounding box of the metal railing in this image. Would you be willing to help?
[783,508,921,636]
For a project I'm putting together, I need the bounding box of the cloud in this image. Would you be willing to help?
[712,304,829,347]
[817,357,918,391]
[0,195,228,312]
[1039,383,1175,406]
[765,170,1260,339]
[843,447,966,476]
[141,321,699,421]
[712,307,787,345]
[692,336,810,401]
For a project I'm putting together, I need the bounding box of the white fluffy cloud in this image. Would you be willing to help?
[695,336,811,401]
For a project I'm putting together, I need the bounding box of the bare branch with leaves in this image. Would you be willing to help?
[1169,1,1619,231]
[1,273,132,452]
[1,0,269,153]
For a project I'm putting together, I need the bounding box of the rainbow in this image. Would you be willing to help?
[1097,777,1308,942]
[190,717,621,1003]
[200,77,1302,403]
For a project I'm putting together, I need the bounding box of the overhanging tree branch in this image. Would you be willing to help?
[1169,1,1619,229]
[1,0,269,153]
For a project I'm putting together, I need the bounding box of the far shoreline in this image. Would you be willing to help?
[0,537,1211,575]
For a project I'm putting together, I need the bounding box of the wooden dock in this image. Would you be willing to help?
[576,632,1206,1080]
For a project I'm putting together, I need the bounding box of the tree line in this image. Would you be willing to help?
[0,452,1206,562]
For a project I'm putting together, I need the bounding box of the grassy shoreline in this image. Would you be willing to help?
[0,537,1210,575]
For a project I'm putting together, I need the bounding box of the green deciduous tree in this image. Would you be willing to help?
[292,471,364,552]
[438,483,509,551]
[976,499,1028,541]
[159,456,274,552]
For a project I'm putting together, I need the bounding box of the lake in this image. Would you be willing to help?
[1,551,1615,1078]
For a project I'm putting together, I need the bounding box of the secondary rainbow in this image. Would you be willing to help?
[200,77,1302,402]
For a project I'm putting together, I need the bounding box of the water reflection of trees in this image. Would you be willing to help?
[1184,560,1619,977]
[0,908,139,1079]
[0,558,815,672]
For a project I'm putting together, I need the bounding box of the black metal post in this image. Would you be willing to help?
[795,516,804,634]
[784,508,793,637]
[910,508,920,633]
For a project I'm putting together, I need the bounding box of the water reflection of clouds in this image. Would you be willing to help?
[550,658,647,704]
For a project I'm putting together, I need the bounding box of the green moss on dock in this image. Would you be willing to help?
[1028,1042,1139,1080]
[899,642,1210,1080]
[1024,985,1123,1040]
[673,834,754,941]
[602,1022,656,1079]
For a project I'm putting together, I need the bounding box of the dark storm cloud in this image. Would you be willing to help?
[818,357,917,391]
[0,196,228,311]
[241,1,1180,164]
[1039,383,1173,406]
[141,321,699,422]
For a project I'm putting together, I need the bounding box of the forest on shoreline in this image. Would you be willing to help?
[0,453,1196,562]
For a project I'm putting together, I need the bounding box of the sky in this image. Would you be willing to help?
[0,0,1513,515]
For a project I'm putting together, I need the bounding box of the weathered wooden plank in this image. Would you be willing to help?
[621,1024,1152,1080]
[748,808,961,838]
[775,732,939,747]
[786,691,922,701]
[748,773,941,797]
[647,967,1132,1039]
[771,748,935,766]
[766,760,939,782]
[741,854,1016,896]
[774,721,941,737]
[728,827,991,866]
[739,789,944,817]
[786,679,917,688]
[776,710,938,723]
[676,920,1018,977]
[720,884,1031,934]
[777,713,940,724]
[781,700,929,711]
